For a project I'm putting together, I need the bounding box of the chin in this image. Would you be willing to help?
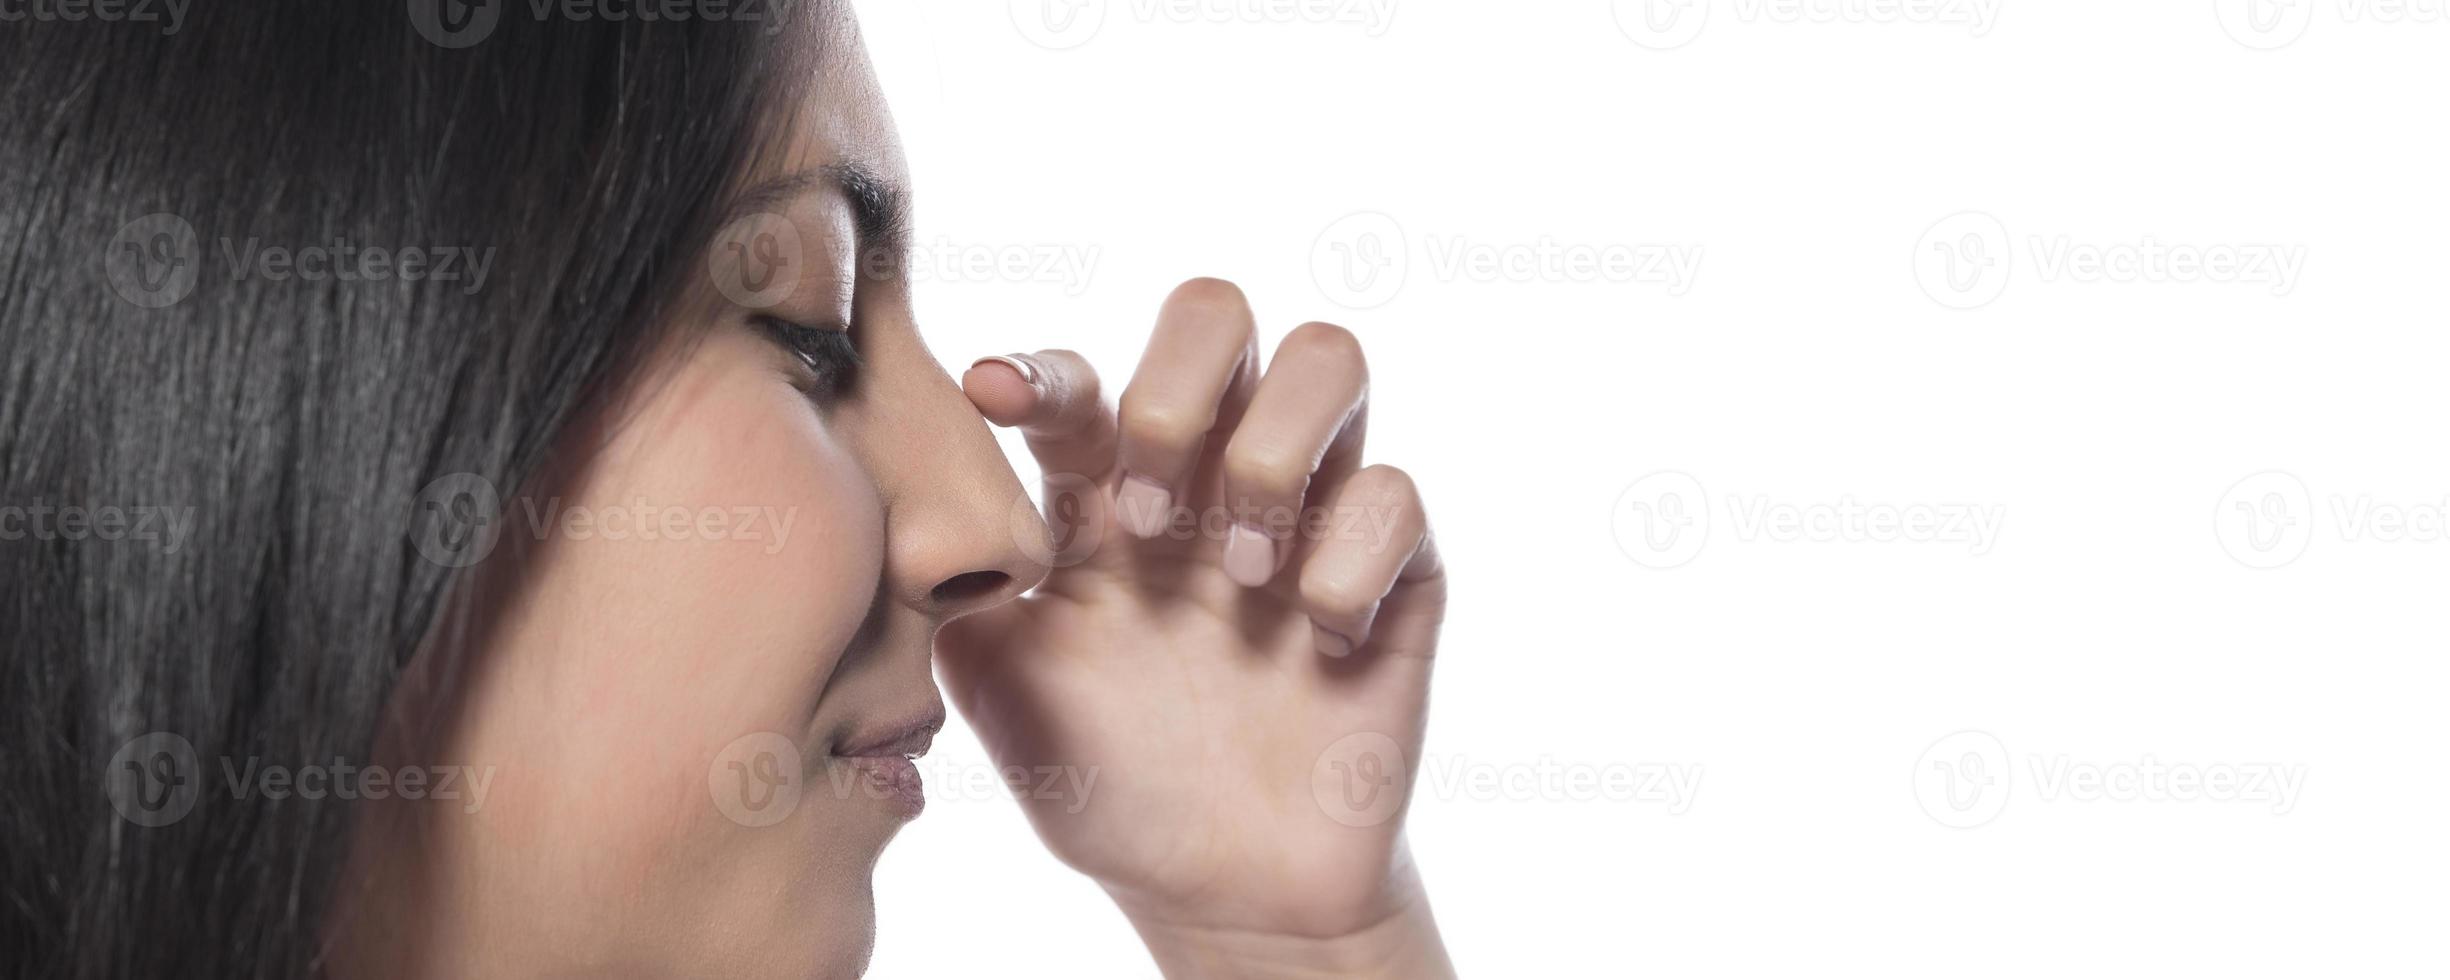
[810,885,879,980]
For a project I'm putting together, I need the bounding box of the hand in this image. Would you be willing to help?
[938,278,1452,977]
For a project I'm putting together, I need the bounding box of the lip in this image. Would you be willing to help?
[832,703,944,819]
[834,704,944,759]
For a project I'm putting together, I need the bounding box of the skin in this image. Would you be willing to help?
[335,7,1451,978]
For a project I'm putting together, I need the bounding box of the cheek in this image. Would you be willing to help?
[457,353,884,903]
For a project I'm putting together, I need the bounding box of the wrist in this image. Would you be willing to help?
[1118,872,1455,980]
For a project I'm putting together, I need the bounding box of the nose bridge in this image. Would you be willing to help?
[858,330,1046,620]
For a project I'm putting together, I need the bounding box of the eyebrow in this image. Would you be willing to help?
[724,162,912,259]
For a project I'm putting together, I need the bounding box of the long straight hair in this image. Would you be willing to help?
[0,6,813,977]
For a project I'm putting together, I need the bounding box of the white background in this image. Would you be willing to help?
[853,1,2450,975]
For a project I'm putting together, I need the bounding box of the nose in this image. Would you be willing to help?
[848,326,1047,623]
[892,494,1042,621]
[886,452,1047,623]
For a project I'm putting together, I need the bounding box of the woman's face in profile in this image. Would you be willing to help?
[338,10,1044,978]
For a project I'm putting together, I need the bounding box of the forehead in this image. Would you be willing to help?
[767,4,907,193]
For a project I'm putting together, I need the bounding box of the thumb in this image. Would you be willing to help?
[963,349,1120,487]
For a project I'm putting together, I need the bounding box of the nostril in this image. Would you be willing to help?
[930,570,1013,608]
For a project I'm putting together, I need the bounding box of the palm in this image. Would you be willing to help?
[938,524,1435,934]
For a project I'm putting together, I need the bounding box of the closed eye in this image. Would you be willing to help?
[758,317,860,402]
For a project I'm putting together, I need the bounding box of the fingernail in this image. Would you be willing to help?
[969,353,1040,389]
[1314,627,1355,658]
[1116,474,1171,539]
[1224,523,1275,587]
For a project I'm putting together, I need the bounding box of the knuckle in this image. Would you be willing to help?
[1031,348,1097,398]
[1224,440,1314,502]
[1300,567,1382,621]
[1117,392,1210,449]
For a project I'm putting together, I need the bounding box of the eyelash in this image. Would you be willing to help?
[758,317,860,402]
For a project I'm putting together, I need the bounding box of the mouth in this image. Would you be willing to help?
[831,702,944,819]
